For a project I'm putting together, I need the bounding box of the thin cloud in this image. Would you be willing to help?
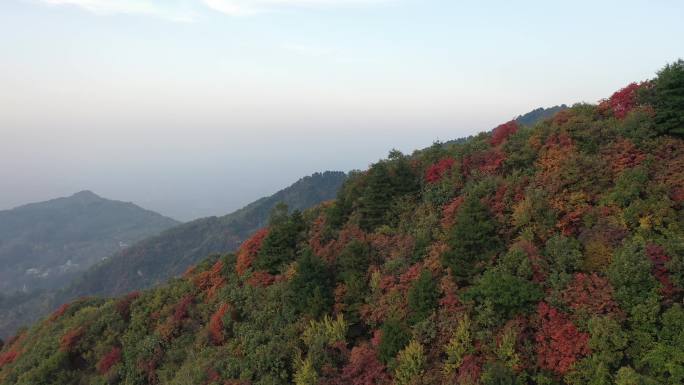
[39,0,388,20]
[39,0,198,22]
[204,0,388,16]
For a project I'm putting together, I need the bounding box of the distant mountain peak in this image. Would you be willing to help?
[70,190,102,200]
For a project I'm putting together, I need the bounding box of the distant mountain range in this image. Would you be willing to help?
[0,171,346,338]
[60,171,347,298]
[514,104,568,126]
[0,190,179,295]
[444,105,569,146]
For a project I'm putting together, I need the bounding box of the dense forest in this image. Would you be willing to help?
[1,60,682,385]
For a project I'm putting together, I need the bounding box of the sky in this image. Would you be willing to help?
[1,0,682,221]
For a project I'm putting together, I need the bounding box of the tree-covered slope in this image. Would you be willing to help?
[0,190,179,295]
[1,61,683,385]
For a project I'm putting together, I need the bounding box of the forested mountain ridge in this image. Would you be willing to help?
[0,171,346,339]
[0,190,179,295]
[1,61,683,385]
[60,171,347,298]
[515,105,569,127]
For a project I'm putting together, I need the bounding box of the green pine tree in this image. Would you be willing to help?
[407,269,439,324]
[648,60,684,136]
[359,162,394,231]
[289,249,333,318]
[378,318,411,364]
[443,195,502,283]
[256,204,305,274]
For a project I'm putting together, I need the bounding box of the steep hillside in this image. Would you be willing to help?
[0,190,179,294]
[1,61,683,385]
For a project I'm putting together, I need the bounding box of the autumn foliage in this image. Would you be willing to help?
[0,333,25,369]
[441,196,465,229]
[561,273,621,319]
[339,344,390,385]
[490,120,519,146]
[97,347,122,374]
[60,327,85,352]
[462,149,505,176]
[246,270,276,288]
[236,228,269,276]
[48,304,70,322]
[600,82,642,119]
[209,303,230,345]
[535,303,590,374]
[646,244,678,299]
[425,157,455,183]
[603,138,646,174]
[115,291,141,320]
[456,355,482,385]
[193,260,226,298]
[0,350,19,369]
[173,295,193,322]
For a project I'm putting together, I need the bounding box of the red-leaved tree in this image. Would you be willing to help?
[246,270,276,288]
[236,228,269,276]
[193,260,226,298]
[462,150,505,177]
[209,303,230,345]
[173,295,193,322]
[602,138,646,174]
[561,273,622,319]
[491,120,519,146]
[0,332,26,368]
[60,327,85,353]
[0,350,19,368]
[457,354,482,385]
[115,291,141,321]
[48,303,70,322]
[600,82,642,119]
[441,196,465,229]
[339,344,391,385]
[425,157,455,184]
[97,347,122,374]
[535,302,590,375]
[646,244,678,299]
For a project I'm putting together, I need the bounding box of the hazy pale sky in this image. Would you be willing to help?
[1,0,682,220]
